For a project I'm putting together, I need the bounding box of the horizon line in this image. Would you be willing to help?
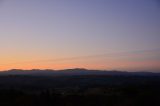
[0,68,160,73]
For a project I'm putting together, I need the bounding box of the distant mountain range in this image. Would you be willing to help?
[0,68,160,76]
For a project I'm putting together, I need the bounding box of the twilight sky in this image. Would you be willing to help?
[0,0,160,71]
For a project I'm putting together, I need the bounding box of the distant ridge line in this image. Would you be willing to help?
[0,68,160,76]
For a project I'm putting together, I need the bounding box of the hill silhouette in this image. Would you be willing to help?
[0,68,160,106]
[0,68,159,76]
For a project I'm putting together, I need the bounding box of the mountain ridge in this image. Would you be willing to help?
[0,68,159,76]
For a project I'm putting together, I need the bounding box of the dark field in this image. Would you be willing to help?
[0,75,160,106]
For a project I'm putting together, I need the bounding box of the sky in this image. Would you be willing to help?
[0,0,160,71]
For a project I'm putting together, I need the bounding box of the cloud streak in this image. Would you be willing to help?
[1,48,159,66]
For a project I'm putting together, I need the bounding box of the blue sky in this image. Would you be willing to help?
[0,0,160,71]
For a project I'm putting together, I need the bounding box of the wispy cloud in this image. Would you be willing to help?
[1,48,159,66]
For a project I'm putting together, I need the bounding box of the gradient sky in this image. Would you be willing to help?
[0,0,160,71]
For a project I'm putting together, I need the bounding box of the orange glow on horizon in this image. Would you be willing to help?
[0,59,160,71]
[0,49,160,71]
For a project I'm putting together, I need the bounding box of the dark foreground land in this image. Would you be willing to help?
[0,75,160,106]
